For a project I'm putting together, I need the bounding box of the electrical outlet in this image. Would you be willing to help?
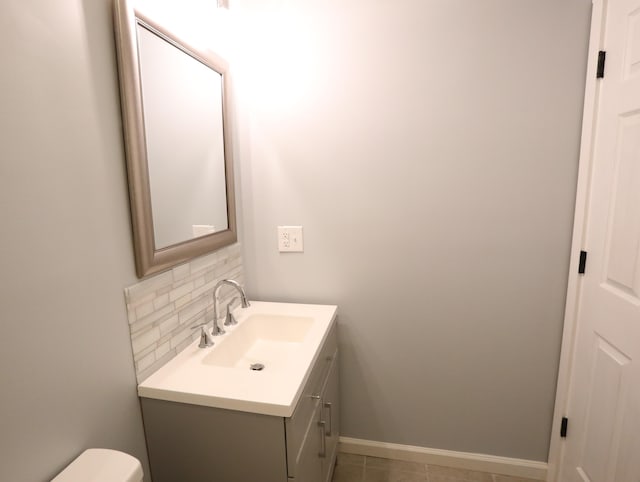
[278,226,304,252]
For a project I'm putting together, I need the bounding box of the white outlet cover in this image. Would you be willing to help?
[278,226,304,252]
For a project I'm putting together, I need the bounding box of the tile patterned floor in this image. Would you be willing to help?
[331,453,544,482]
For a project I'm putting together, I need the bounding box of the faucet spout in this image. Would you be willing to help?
[211,279,250,336]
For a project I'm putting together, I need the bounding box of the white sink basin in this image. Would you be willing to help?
[137,301,337,417]
[202,314,314,369]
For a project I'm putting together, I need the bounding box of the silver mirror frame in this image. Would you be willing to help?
[113,0,237,278]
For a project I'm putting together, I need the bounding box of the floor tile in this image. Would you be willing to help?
[364,467,428,482]
[332,453,544,482]
[338,452,366,466]
[427,465,493,482]
[333,462,365,482]
[366,456,427,474]
[493,475,543,482]
[428,476,481,482]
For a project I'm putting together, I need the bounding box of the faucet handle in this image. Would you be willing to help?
[191,324,215,348]
[224,297,239,326]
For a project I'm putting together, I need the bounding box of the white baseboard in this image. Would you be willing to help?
[339,437,548,481]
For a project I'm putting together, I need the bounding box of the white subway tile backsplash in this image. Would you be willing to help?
[174,334,197,354]
[158,314,179,336]
[174,293,192,309]
[131,326,161,354]
[135,300,155,319]
[172,263,190,282]
[191,279,215,300]
[190,251,220,274]
[127,291,156,309]
[169,281,194,302]
[126,307,137,324]
[136,350,156,372]
[156,340,171,359]
[177,296,209,324]
[133,341,156,362]
[194,276,205,289]
[157,285,172,296]
[124,243,244,382]
[125,270,173,301]
[170,327,194,351]
[152,293,170,310]
[130,303,175,333]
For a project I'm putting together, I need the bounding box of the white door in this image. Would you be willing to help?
[559,0,640,480]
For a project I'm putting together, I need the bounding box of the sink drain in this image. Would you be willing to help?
[250,363,265,371]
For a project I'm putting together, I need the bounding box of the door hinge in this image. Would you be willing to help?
[579,250,587,274]
[560,417,568,438]
[597,51,606,78]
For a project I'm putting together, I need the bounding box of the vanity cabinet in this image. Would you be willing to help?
[140,324,339,482]
[287,349,339,482]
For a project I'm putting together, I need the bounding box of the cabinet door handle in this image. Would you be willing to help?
[318,421,327,458]
[323,401,332,436]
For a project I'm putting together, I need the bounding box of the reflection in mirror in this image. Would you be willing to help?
[114,0,236,277]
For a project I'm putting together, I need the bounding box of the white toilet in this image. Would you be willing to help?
[51,448,143,482]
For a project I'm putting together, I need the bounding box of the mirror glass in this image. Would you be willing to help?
[137,24,229,249]
[114,0,237,277]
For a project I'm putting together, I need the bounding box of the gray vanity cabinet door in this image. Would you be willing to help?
[321,355,340,482]
[285,325,338,478]
[293,402,324,482]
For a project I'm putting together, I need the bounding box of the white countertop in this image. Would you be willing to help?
[138,301,337,417]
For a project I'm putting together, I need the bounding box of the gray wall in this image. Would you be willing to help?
[238,0,592,461]
[0,0,150,480]
[0,1,593,478]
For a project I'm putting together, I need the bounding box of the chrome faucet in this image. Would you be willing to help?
[191,323,215,348]
[211,279,250,336]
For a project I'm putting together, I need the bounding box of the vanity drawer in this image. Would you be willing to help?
[285,323,337,477]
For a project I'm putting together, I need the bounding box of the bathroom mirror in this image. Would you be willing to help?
[114,0,236,277]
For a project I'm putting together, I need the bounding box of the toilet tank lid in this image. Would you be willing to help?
[51,449,143,482]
